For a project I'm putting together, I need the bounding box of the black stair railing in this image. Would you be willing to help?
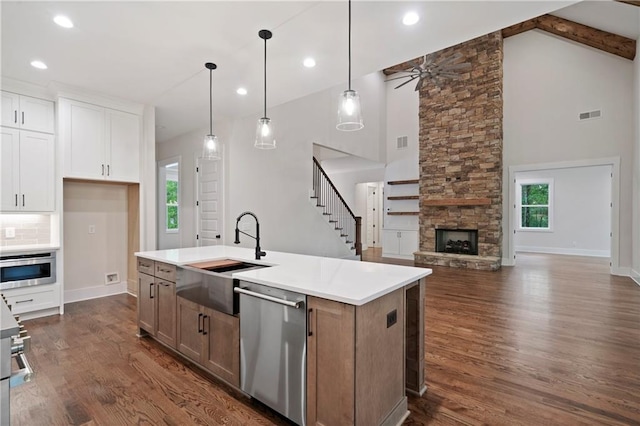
[312,157,362,256]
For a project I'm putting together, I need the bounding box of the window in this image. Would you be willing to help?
[165,165,179,232]
[517,179,553,231]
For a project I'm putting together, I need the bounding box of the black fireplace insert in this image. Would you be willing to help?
[435,229,478,255]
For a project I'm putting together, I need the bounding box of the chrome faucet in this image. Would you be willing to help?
[234,211,266,260]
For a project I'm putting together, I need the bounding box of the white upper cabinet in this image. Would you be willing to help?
[60,98,140,182]
[1,91,55,134]
[1,127,55,212]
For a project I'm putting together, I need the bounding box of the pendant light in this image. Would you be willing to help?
[202,62,221,160]
[336,0,363,131]
[255,29,276,149]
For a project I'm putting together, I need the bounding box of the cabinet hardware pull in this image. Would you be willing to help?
[308,308,313,337]
[149,283,154,299]
[21,112,24,125]
[15,299,34,304]
[22,194,25,207]
[202,315,208,335]
[102,164,105,176]
[198,313,203,333]
[14,111,17,124]
[15,194,17,207]
[107,165,110,176]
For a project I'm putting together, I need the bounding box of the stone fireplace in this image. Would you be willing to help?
[413,32,503,271]
[435,229,478,255]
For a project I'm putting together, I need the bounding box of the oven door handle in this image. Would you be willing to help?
[9,353,34,388]
[0,257,54,268]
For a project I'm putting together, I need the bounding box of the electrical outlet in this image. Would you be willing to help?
[5,227,15,239]
[88,225,96,234]
[387,309,397,328]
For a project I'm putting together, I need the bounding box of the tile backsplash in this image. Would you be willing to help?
[0,214,51,246]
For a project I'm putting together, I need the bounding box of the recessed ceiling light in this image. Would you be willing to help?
[30,60,48,70]
[303,58,316,68]
[236,87,248,95]
[402,12,420,26]
[53,15,74,28]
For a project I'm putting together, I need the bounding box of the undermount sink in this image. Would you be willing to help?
[202,261,268,275]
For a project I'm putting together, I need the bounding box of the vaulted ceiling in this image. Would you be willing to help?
[1,1,638,142]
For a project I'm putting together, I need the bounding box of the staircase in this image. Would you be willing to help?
[311,157,362,257]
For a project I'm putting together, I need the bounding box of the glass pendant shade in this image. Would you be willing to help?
[202,134,221,160]
[254,117,276,149]
[336,89,363,131]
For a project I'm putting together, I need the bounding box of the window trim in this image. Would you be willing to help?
[165,174,179,234]
[516,178,554,232]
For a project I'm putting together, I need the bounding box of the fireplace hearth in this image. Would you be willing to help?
[435,229,478,256]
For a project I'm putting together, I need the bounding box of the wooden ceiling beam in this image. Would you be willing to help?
[501,14,635,61]
[385,13,636,76]
[615,0,640,7]
[535,15,635,60]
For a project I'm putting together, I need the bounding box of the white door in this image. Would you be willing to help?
[196,158,223,246]
[19,131,54,211]
[0,127,20,211]
[107,109,140,182]
[366,186,376,246]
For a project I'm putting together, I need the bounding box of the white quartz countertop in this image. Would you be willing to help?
[135,246,431,306]
[0,244,60,256]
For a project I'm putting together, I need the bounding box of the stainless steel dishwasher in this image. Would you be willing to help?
[235,280,306,426]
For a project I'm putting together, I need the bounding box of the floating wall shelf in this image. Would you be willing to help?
[387,195,419,200]
[387,179,419,185]
[387,212,419,216]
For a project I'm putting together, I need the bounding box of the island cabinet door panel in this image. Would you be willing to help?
[355,288,406,426]
[202,307,240,387]
[307,296,355,426]
[137,273,156,335]
[176,297,204,363]
[155,280,176,349]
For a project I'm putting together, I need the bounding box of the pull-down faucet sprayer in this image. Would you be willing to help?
[234,211,266,260]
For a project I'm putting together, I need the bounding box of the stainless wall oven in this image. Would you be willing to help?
[0,252,56,290]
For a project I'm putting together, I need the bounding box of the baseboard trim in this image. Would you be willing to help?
[611,267,631,277]
[630,268,639,286]
[515,246,610,258]
[502,257,515,267]
[64,282,128,304]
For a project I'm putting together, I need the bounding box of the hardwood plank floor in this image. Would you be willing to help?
[10,252,640,425]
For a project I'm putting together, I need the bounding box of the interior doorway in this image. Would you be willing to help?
[365,182,383,248]
[196,156,224,246]
[157,157,181,250]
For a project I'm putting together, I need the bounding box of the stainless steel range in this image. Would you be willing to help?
[1,295,33,425]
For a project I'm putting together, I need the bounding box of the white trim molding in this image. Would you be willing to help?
[64,282,127,304]
[632,269,640,286]
[515,246,610,258]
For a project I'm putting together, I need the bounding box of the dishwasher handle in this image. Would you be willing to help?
[234,287,303,309]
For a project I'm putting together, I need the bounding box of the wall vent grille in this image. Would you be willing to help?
[579,110,602,121]
[396,136,408,149]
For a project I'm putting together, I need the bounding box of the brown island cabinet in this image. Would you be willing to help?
[136,249,428,426]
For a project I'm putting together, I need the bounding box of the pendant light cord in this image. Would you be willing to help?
[263,36,267,118]
[348,0,352,91]
[209,68,213,134]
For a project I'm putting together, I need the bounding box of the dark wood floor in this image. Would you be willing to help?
[10,252,640,425]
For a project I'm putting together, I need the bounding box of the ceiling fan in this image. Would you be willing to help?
[385,52,472,91]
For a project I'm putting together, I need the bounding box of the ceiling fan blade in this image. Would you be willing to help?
[385,73,418,82]
[394,76,418,90]
[422,54,435,67]
[414,77,426,91]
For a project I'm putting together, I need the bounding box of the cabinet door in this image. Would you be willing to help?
[156,280,176,349]
[106,109,139,182]
[0,127,20,211]
[176,296,204,363]
[137,272,156,335]
[307,296,355,426]
[202,307,240,387]
[398,230,418,256]
[62,99,105,179]
[19,96,54,133]
[381,230,400,256]
[19,131,54,211]
[1,92,19,128]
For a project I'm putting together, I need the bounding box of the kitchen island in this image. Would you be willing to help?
[135,245,431,426]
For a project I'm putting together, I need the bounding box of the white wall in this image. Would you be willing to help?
[226,72,386,257]
[63,181,128,299]
[633,13,640,283]
[504,30,634,271]
[514,165,612,257]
